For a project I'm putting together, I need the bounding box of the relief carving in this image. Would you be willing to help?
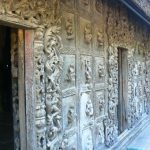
[84,24,92,44]
[62,96,76,131]
[0,0,13,15]
[104,118,118,147]
[60,135,69,149]
[128,49,135,128]
[97,30,103,47]
[34,27,46,149]
[65,64,75,82]
[80,92,93,128]
[105,46,118,147]
[67,105,75,129]
[0,0,61,26]
[44,26,63,148]
[85,60,92,84]
[96,92,105,114]
[62,55,76,89]
[65,16,74,40]
[86,98,94,117]
[59,134,77,150]
[98,63,105,78]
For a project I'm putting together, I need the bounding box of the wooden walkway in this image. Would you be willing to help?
[127,124,150,150]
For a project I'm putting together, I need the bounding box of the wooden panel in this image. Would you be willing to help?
[18,29,26,150]
[25,30,35,150]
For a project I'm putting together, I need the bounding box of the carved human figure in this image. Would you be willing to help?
[66,64,75,82]
[80,93,93,127]
[67,106,74,128]
[65,16,74,40]
[86,98,93,117]
[108,100,116,120]
[97,94,104,113]
[98,63,104,78]
[97,30,103,46]
[84,24,92,44]
[85,60,92,84]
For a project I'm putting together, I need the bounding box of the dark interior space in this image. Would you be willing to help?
[117,47,128,135]
[0,25,14,150]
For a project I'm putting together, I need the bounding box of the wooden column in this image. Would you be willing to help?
[18,29,26,150]
[25,30,36,150]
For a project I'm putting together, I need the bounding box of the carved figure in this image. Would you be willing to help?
[86,98,93,117]
[67,106,74,128]
[97,30,103,46]
[65,16,74,40]
[97,93,104,113]
[85,60,92,84]
[98,63,104,78]
[84,24,92,44]
[66,64,75,82]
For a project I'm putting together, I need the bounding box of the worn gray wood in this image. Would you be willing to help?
[18,29,26,150]
[118,48,128,134]
[121,49,128,131]
[25,30,36,150]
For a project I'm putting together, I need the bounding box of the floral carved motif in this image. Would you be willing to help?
[34,27,46,149]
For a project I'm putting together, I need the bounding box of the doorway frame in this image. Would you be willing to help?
[0,20,35,150]
[118,47,128,134]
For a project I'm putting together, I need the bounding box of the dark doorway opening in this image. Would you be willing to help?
[0,26,14,150]
[117,47,128,134]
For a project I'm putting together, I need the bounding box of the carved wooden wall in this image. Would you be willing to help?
[0,0,150,149]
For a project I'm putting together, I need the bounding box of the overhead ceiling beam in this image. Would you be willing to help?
[119,0,150,26]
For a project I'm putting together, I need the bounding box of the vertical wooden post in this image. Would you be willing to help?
[18,29,26,150]
[25,30,36,150]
